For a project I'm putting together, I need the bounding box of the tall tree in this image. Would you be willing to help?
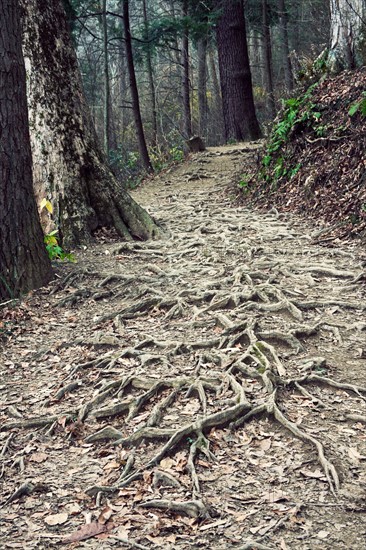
[215,0,262,141]
[197,34,208,138]
[21,0,161,247]
[262,0,276,117]
[181,0,193,138]
[122,0,153,171]
[0,0,53,300]
[100,0,113,154]
[328,0,366,72]
[142,0,158,146]
[278,0,293,91]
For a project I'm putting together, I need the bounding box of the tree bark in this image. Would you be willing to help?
[216,0,262,142]
[328,0,366,72]
[208,47,224,143]
[122,0,153,172]
[142,0,158,146]
[0,0,53,299]
[197,35,208,139]
[181,0,192,138]
[278,0,294,92]
[262,0,276,118]
[21,0,161,247]
[100,0,113,154]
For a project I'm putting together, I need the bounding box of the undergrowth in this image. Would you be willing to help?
[260,83,322,187]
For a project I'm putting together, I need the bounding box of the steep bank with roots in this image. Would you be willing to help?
[243,68,366,243]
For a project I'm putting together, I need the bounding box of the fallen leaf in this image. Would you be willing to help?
[98,506,114,524]
[259,438,272,451]
[65,502,82,515]
[61,522,106,543]
[199,518,228,531]
[348,447,366,462]
[317,530,330,539]
[44,512,68,526]
[263,489,289,503]
[29,452,48,463]
[159,457,175,470]
[300,468,326,480]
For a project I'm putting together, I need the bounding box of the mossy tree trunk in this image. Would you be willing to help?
[0,0,53,300]
[21,0,163,248]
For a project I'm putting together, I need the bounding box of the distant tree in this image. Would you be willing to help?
[262,0,276,117]
[142,0,158,145]
[277,0,293,91]
[122,0,153,171]
[0,0,53,299]
[328,0,366,72]
[21,0,161,247]
[215,0,262,141]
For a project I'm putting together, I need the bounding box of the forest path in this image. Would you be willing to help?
[1,144,366,549]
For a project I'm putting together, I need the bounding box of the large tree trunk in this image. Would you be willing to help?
[21,0,161,248]
[216,0,262,142]
[328,0,366,72]
[0,0,53,300]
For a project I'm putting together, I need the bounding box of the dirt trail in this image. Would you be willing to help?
[1,144,366,549]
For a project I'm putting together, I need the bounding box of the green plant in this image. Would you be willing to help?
[44,230,75,262]
[40,199,75,262]
[259,84,321,187]
[348,92,366,117]
[238,174,252,194]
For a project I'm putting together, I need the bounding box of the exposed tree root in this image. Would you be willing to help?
[139,498,211,519]
[2,146,366,548]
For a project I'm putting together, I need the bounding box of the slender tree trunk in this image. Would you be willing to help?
[216,0,262,142]
[262,0,276,118]
[197,35,208,139]
[142,0,158,146]
[181,0,192,138]
[328,0,366,72]
[101,0,111,154]
[278,0,294,92]
[122,0,153,171]
[0,0,53,299]
[21,0,162,247]
[118,2,128,144]
[208,47,224,144]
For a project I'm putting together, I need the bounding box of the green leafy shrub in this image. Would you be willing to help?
[44,230,75,262]
[348,92,366,117]
[40,199,75,262]
[259,84,321,186]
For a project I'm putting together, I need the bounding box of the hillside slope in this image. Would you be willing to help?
[246,68,366,242]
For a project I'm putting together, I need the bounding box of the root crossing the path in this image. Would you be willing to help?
[1,144,366,549]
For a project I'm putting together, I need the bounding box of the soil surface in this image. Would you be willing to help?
[1,144,366,550]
